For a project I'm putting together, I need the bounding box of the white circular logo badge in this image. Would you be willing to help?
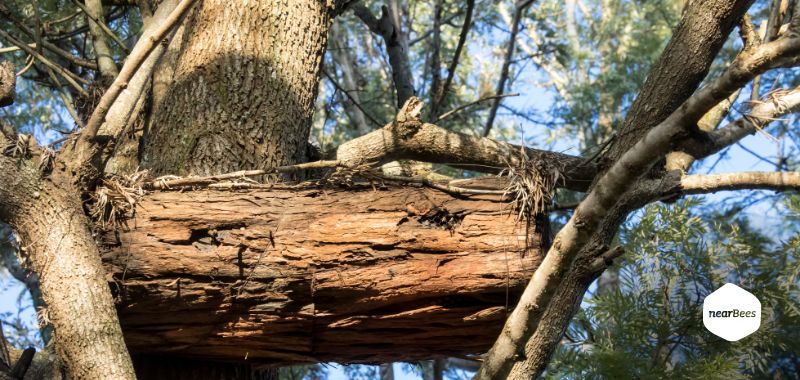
[702,283,761,341]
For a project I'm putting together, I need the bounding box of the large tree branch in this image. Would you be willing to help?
[665,89,740,172]
[96,182,541,364]
[680,171,800,193]
[603,0,757,163]
[334,98,595,192]
[0,66,135,379]
[476,7,800,379]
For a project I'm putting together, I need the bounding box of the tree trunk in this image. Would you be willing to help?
[603,0,755,163]
[99,183,541,365]
[141,0,333,176]
[0,145,136,379]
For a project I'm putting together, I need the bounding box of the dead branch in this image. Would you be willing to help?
[145,161,342,190]
[101,183,540,364]
[335,97,594,192]
[380,174,506,195]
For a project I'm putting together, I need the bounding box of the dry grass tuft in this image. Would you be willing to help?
[2,134,31,158]
[91,169,150,229]
[501,146,563,222]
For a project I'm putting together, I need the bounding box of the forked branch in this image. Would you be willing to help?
[476,12,800,379]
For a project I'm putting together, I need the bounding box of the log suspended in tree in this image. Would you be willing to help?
[99,182,542,365]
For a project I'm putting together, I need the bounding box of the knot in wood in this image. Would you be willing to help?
[393,96,424,139]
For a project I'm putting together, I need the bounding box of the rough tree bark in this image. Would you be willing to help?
[604,0,756,163]
[100,183,540,365]
[0,130,136,380]
[142,0,334,176]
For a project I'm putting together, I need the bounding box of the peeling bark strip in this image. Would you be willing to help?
[0,61,14,107]
[101,185,542,364]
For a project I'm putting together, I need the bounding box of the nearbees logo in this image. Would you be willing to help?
[706,309,757,318]
[702,283,761,341]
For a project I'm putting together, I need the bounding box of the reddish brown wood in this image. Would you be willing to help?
[101,183,541,365]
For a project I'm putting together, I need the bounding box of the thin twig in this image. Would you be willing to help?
[482,0,536,137]
[323,70,384,127]
[435,93,519,122]
[0,44,33,54]
[380,174,507,196]
[147,161,342,190]
[42,62,85,129]
[0,5,99,69]
[15,55,35,76]
[436,0,475,112]
[0,29,89,96]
